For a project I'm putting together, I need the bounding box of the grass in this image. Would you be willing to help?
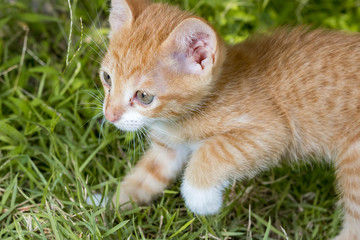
[0,0,359,239]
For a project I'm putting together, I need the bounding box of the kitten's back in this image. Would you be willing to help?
[224,29,360,157]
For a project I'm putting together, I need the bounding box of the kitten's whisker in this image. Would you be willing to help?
[80,105,103,110]
[82,112,103,127]
[80,107,102,111]
[80,101,102,105]
[85,75,105,103]
[135,131,140,156]
[80,102,103,107]
[85,90,104,104]
[126,131,132,164]
[92,78,104,99]
[132,132,136,161]
[150,122,183,141]
[138,128,147,154]
[99,117,106,144]
[136,131,143,158]
[80,108,102,113]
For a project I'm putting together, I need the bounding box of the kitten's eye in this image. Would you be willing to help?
[136,91,154,105]
[101,71,111,87]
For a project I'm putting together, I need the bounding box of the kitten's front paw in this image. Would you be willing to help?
[112,182,151,210]
[181,180,223,215]
[112,185,133,210]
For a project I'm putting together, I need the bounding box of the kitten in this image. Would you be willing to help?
[97,0,360,238]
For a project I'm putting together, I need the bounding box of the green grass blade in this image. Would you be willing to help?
[103,220,130,238]
[263,218,271,240]
[252,213,286,239]
[13,216,25,240]
[0,121,27,145]
[169,218,195,239]
[0,174,18,213]
[45,201,62,240]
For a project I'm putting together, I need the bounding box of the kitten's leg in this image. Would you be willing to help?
[181,130,286,215]
[113,140,188,209]
[335,140,360,240]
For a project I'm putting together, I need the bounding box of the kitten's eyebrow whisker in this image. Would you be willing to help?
[73,21,106,59]
[89,56,103,65]
[143,65,164,78]
[86,10,109,52]
[78,13,107,57]
[86,35,106,57]
[86,41,105,60]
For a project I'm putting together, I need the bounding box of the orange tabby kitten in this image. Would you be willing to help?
[97,0,360,238]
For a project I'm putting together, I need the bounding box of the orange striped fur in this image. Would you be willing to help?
[99,0,360,238]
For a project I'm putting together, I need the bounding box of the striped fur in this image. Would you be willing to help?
[99,0,360,238]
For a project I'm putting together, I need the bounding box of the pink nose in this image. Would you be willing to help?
[105,109,121,123]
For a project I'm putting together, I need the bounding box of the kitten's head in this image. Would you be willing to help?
[100,0,224,131]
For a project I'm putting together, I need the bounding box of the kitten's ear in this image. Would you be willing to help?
[110,0,149,32]
[161,18,218,75]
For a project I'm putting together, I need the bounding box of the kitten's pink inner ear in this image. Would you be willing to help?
[190,35,215,70]
[162,18,218,75]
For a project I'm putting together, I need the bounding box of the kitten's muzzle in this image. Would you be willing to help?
[105,109,122,123]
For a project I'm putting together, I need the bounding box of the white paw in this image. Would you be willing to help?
[181,180,224,215]
[86,193,109,207]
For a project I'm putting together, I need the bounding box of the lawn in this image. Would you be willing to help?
[0,0,359,239]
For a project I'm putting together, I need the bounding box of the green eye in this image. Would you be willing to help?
[136,91,154,105]
[101,71,111,86]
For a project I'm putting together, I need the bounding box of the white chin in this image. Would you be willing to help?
[106,111,147,132]
[113,122,143,132]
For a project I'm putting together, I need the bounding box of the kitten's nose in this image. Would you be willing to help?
[105,107,122,123]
